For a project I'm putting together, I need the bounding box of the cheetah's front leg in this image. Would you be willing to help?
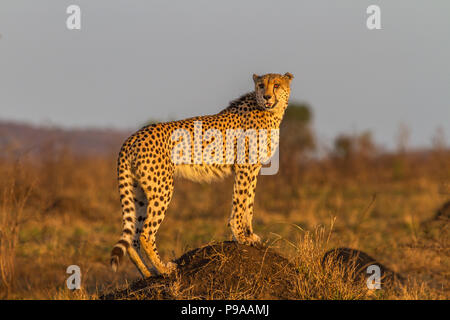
[228,165,261,246]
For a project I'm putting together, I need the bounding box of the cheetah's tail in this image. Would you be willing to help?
[110,240,129,272]
[110,163,137,272]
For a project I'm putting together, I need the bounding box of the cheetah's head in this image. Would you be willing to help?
[253,73,294,110]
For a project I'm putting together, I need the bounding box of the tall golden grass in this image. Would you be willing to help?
[0,163,33,298]
[0,129,448,299]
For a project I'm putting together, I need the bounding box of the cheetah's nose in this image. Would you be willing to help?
[263,95,272,100]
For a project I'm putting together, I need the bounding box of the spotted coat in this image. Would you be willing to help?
[110,73,294,277]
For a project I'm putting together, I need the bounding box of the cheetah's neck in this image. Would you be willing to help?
[222,92,289,127]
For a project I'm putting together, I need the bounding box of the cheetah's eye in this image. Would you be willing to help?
[259,84,264,89]
[274,84,280,88]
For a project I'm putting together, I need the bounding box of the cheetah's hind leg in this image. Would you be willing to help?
[129,185,154,278]
[138,168,178,276]
[111,173,152,278]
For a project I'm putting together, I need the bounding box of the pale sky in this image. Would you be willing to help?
[0,0,449,149]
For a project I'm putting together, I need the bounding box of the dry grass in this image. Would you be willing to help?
[0,162,34,298]
[0,135,448,299]
[100,224,445,300]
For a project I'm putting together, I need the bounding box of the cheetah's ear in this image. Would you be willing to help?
[284,72,294,81]
[252,74,260,83]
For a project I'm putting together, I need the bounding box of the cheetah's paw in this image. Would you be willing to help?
[245,233,261,247]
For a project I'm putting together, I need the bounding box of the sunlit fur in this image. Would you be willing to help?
[175,164,232,183]
[110,72,294,277]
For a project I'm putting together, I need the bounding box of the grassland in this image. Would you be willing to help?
[0,122,448,299]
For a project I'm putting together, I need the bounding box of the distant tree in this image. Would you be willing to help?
[285,102,312,124]
[334,135,353,159]
[431,126,446,151]
[333,131,377,160]
[277,102,316,183]
[281,102,315,153]
[396,123,410,153]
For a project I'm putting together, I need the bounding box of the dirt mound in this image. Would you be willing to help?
[322,247,404,285]
[435,200,450,220]
[421,200,449,242]
[102,241,297,300]
[101,242,402,300]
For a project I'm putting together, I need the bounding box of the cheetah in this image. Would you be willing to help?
[110,72,294,277]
